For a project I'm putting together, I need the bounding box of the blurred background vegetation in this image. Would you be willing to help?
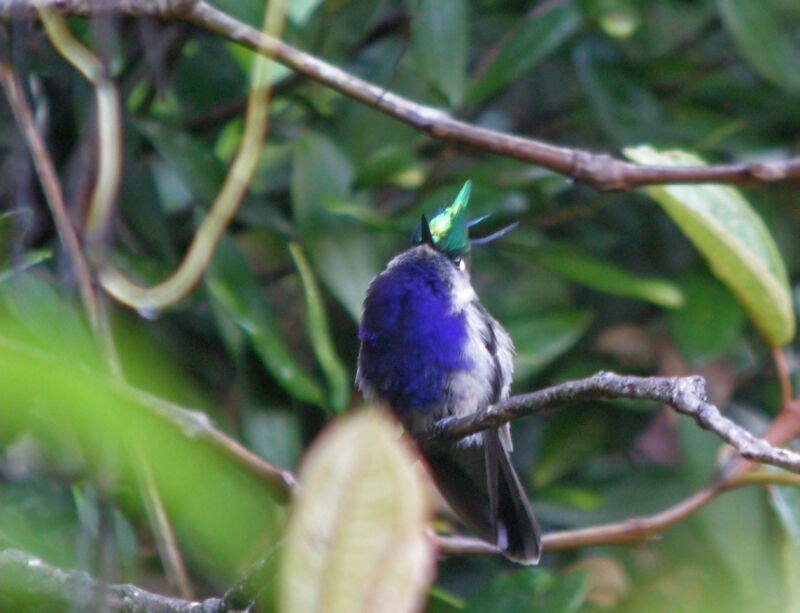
[2,0,800,611]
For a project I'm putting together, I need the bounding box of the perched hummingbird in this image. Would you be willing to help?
[357,181,541,564]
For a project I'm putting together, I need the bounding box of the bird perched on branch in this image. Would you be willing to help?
[357,181,541,564]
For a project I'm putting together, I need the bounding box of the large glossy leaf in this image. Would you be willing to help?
[717,0,800,93]
[467,4,582,106]
[409,0,468,108]
[206,235,327,408]
[279,409,434,613]
[625,145,795,346]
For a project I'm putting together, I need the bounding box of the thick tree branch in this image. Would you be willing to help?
[430,371,800,474]
[2,0,799,190]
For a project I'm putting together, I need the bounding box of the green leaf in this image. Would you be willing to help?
[135,119,226,205]
[279,409,434,613]
[0,315,285,588]
[464,568,587,613]
[353,145,426,189]
[534,413,608,488]
[287,0,324,25]
[574,43,666,145]
[529,244,684,308]
[0,273,99,369]
[322,196,399,230]
[665,271,746,365]
[717,0,800,93]
[291,132,383,320]
[468,4,582,106]
[289,243,350,413]
[507,309,593,382]
[240,407,302,471]
[409,0,468,108]
[0,212,51,283]
[678,419,781,603]
[206,234,326,408]
[624,145,795,346]
[0,250,51,285]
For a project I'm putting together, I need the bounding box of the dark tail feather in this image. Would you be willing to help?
[425,430,541,564]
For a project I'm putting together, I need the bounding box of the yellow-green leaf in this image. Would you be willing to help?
[279,409,434,613]
[624,145,794,346]
[288,242,350,413]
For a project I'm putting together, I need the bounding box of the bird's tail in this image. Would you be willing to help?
[425,429,541,564]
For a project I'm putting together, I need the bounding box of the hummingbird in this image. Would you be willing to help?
[356,181,541,564]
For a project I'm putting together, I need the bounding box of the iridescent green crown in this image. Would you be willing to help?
[412,181,471,258]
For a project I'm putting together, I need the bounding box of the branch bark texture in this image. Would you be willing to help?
[430,371,800,474]
[1,0,798,190]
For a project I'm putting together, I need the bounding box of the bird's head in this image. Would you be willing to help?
[411,180,472,265]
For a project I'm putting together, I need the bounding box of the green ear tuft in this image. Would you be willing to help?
[412,181,471,257]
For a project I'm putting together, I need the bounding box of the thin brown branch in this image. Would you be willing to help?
[0,61,100,332]
[429,371,800,474]
[2,0,799,190]
[181,0,800,191]
[772,345,792,412]
[436,471,800,557]
[120,383,298,501]
[133,447,194,600]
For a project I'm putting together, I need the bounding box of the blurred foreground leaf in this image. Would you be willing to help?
[279,409,434,613]
[625,145,794,346]
[0,293,285,586]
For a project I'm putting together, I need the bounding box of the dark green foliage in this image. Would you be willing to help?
[1,0,800,610]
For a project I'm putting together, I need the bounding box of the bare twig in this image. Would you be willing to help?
[181,0,800,191]
[133,447,194,599]
[436,471,800,557]
[429,371,800,474]
[2,0,799,190]
[0,61,100,331]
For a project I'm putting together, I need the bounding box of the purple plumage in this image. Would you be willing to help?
[358,255,472,415]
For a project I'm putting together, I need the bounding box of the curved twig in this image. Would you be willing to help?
[436,471,800,557]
